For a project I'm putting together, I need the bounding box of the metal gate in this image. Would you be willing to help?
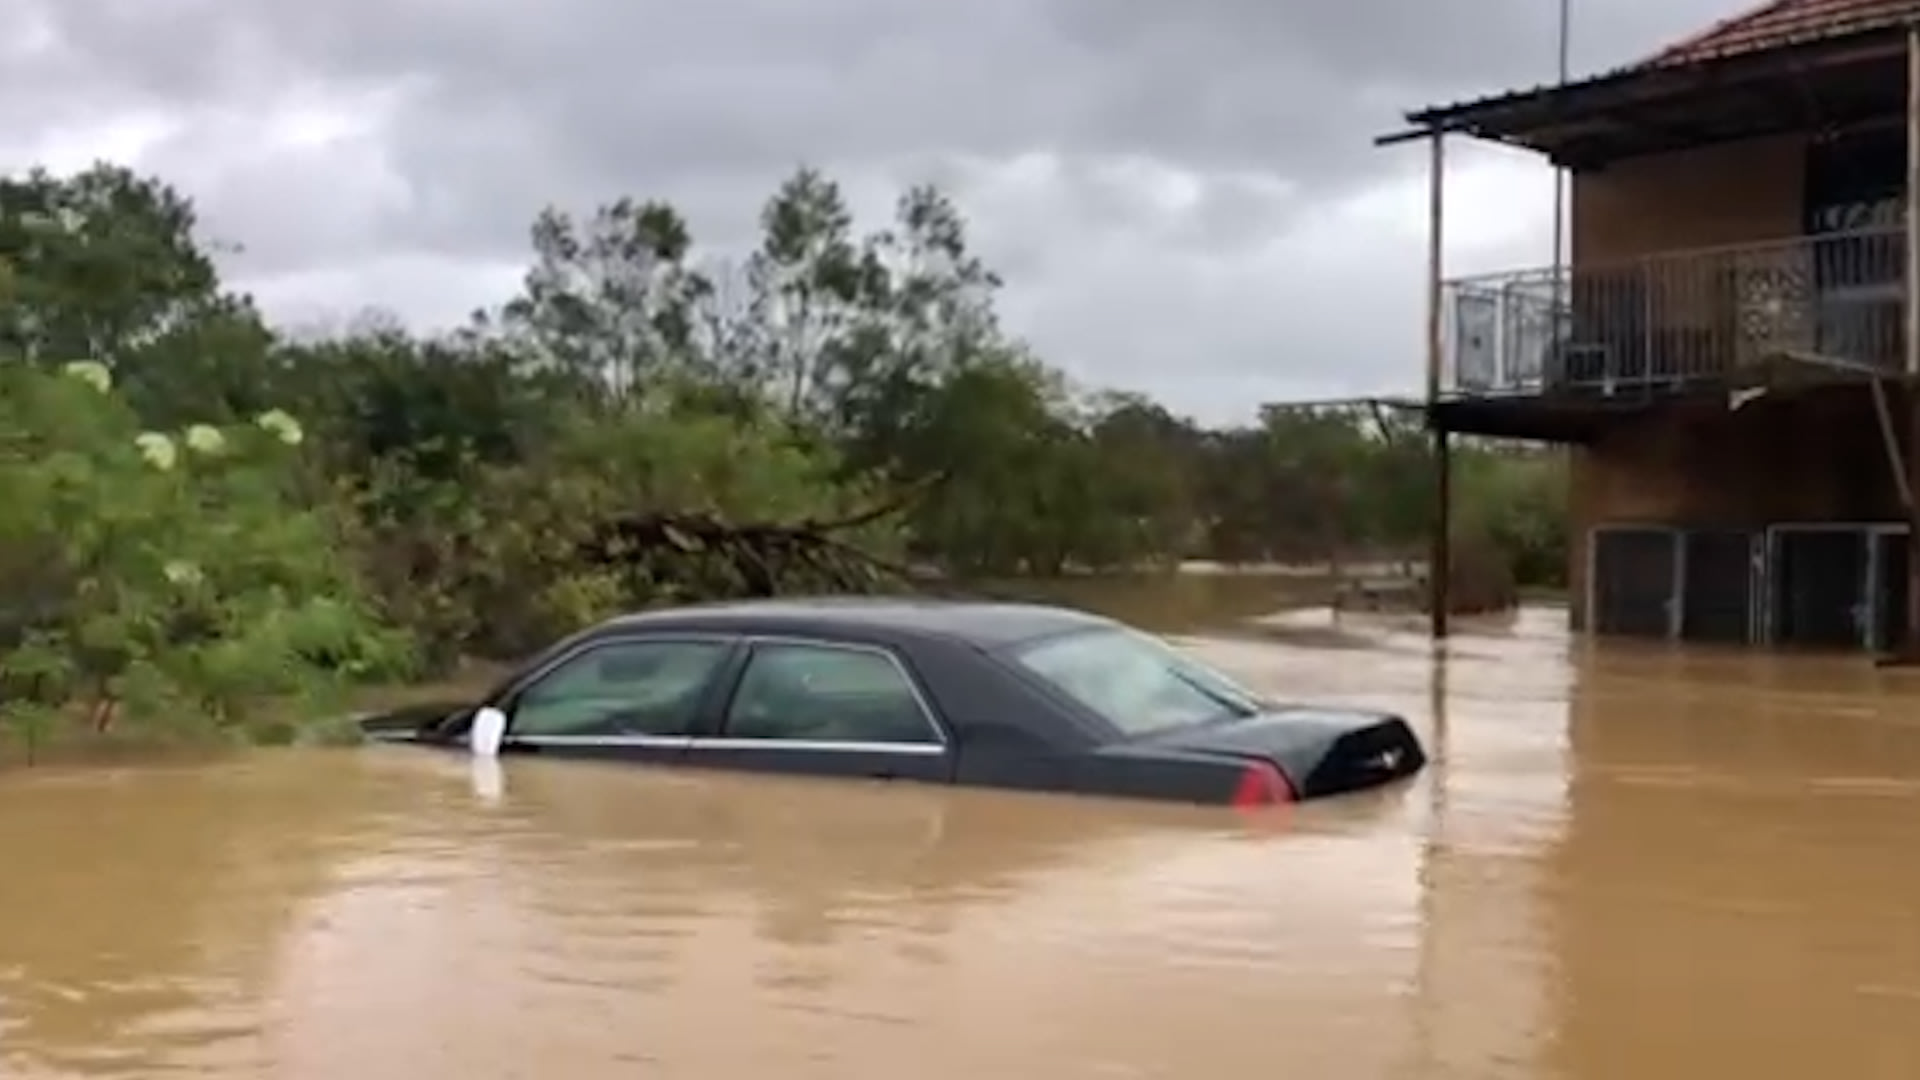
[1679,529,1758,644]
[1871,526,1908,653]
[1588,526,1679,639]
[1765,525,1873,649]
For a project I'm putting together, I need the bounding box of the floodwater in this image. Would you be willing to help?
[6,579,1920,1078]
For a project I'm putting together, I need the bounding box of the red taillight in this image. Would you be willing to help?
[1230,760,1297,808]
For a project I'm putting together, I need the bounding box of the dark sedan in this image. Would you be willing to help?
[359,598,1427,807]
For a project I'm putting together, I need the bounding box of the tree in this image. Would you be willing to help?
[0,164,222,368]
[501,198,708,393]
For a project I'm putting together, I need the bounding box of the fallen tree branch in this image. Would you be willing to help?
[586,508,924,598]
[582,473,945,599]
[802,470,949,533]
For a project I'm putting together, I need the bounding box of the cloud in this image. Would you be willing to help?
[2,0,1759,422]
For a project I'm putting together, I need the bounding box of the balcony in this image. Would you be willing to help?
[1442,227,1905,401]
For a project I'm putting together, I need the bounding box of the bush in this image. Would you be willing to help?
[0,361,413,754]
[1438,529,1520,614]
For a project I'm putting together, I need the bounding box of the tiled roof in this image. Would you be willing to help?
[1644,0,1920,67]
[1394,0,1920,137]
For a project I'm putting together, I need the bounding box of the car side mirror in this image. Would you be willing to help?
[470,706,507,757]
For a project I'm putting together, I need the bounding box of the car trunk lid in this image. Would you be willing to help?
[1128,707,1426,799]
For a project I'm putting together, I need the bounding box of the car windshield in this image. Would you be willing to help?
[1011,627,1266,737]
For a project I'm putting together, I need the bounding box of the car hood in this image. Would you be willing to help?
[1110,706,1427,798]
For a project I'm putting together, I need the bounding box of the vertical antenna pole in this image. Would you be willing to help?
[1550,0,1571,276]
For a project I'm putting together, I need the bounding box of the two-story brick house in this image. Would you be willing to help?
[1386,0,1920,652]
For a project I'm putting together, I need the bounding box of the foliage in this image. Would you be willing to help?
[0,361,410,757]
[0,161,1567,754]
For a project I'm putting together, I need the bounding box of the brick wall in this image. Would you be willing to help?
[1564,130,1896,626]
[1570,134,1807,260]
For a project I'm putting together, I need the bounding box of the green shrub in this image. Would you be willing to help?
[0,361,413,753]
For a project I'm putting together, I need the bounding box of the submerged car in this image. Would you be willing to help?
[359,598,1427,807]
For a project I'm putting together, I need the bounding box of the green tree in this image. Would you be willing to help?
[0,163,284,427]
[0,164,222,367]
[501,198,709,392]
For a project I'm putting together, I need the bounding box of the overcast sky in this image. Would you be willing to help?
[3,0,1758,421]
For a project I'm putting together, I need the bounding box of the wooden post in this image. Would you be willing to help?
[1433,429,1452,638]
[1905,25,1920,655]
[1426,131,1451,639]
[1425,133,1446,414]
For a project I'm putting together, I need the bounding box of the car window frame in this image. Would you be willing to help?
[493,632,745,747]
[703,635,951,755]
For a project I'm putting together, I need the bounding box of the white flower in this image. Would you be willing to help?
[62,360,111,392]
[162,560,203,586]
[254,409,303,446]
[134,431,177,470]
[184,424,226,455]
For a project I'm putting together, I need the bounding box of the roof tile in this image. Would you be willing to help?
[1645,0,1920,66]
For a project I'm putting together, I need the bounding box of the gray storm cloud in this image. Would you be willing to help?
[0,0,1751,418]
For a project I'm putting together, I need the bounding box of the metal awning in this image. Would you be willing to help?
[1376,28,1909,166]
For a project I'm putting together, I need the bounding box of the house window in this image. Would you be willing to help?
[1806,130,1904,367]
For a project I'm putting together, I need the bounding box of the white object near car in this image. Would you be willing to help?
[469,706,507,757]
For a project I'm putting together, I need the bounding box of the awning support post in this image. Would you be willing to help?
[1426,131,1451,640]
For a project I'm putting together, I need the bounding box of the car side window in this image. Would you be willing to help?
[722,642,942,746]
[510,639,731,738]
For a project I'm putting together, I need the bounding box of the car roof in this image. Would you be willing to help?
[598,595,1115,649]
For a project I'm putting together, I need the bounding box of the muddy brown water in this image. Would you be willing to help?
[6,579,1920,1078]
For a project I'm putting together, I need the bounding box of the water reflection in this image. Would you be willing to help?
[248,758,1428,1078]
[0,756,407,1077]
[6,585,1920,1077]
[1550,643,1920,1080]
[468,755,503,803]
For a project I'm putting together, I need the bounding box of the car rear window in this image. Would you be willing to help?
[1010,627,1264,737]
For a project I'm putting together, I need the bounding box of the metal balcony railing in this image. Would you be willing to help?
[1442,227,1905,397]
